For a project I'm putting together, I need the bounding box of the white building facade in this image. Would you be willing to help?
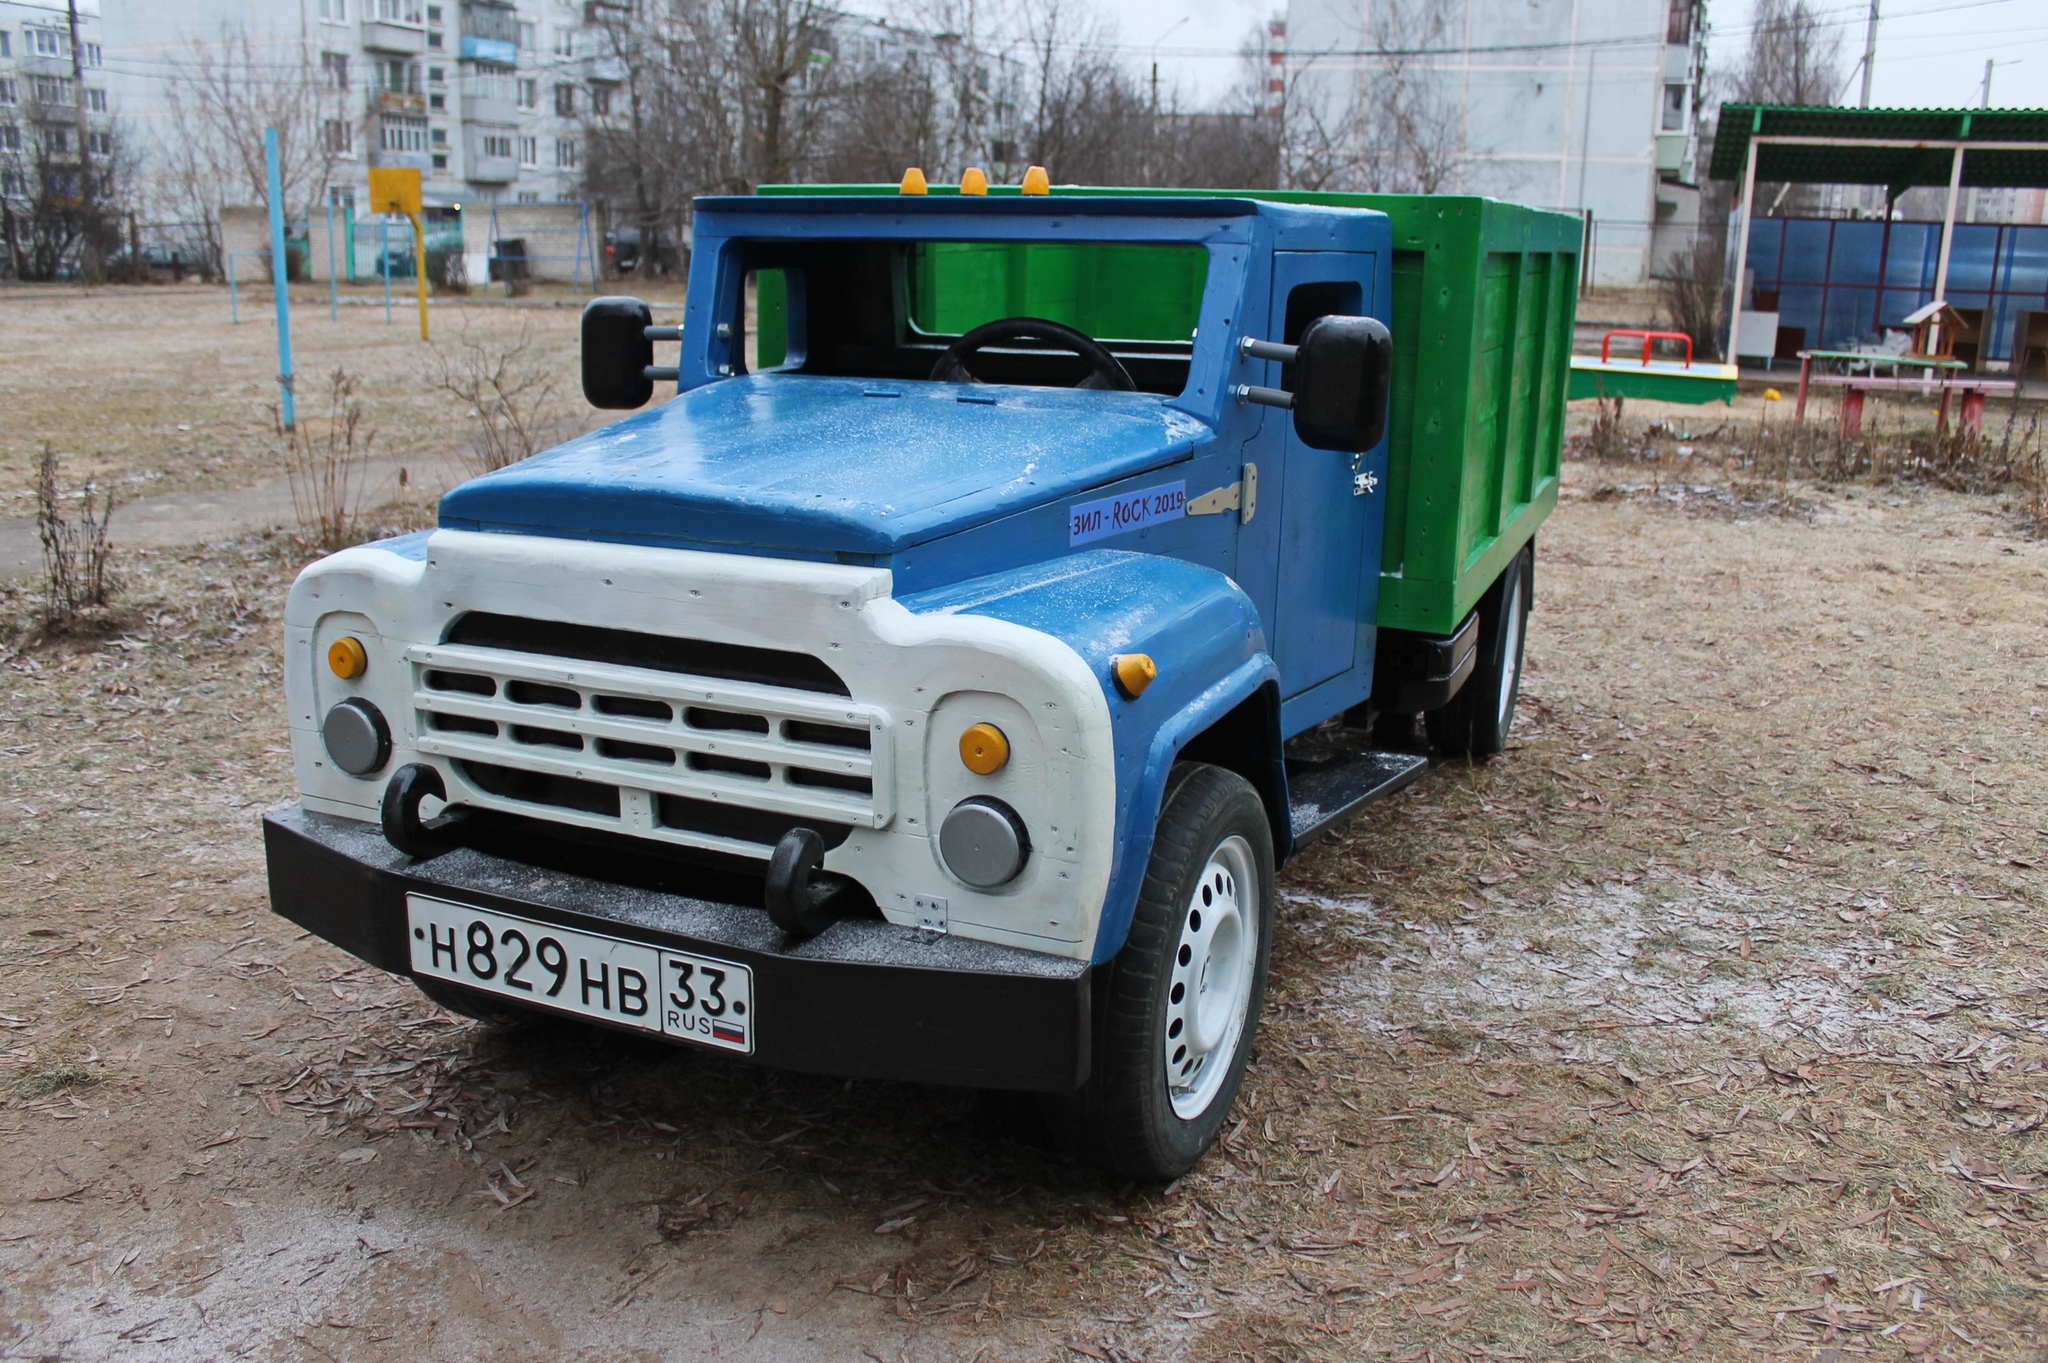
[1283,0,1708,285]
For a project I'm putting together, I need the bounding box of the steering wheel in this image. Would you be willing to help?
[928,316,1137,391]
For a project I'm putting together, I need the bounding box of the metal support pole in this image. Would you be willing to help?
[381,218,392,324]
[572,201,588,296]
[228,252,239,324]
[264,127,296,431]
[412,212,430,341]
[1933,145,1964,304]
[325,197,339,321]
[1725,133,1759,364]
[1859,0,1879,108]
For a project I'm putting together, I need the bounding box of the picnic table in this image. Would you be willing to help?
[1794,349,2016,437]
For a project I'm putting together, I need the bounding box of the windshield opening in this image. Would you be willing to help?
[728,238,1206,397]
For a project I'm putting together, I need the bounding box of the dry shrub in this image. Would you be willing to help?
[282,368,377,554]
[1658,236,1725,362]
[35,445,116,632]
[433,322,564,476]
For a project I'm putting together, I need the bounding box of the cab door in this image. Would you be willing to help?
[1264,253,1374,700]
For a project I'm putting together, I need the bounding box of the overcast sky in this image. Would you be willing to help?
[1087,0,2048,109]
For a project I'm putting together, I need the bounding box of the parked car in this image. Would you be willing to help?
[604,226,680,276]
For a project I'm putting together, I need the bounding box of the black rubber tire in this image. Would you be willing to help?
[412,975,537,1028]
[1040,763,1276,1180]
[1426,542,1533,760]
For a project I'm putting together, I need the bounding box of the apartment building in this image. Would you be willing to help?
[1283,0,1710,285]
[0,0,114,210]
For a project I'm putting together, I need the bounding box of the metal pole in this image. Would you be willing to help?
[381,217,392,323]
[1933,144,1964,303]
[1980,60,1993,108]
[1726,132,1759,364]
[264,127,296,431]
[325,196,338,321]
[412,212,429,341]
[228,252,238,324]
[572,201,588,296]
[1859,0,1879,108]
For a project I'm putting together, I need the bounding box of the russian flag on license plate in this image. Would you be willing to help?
[712,1022,746,1044]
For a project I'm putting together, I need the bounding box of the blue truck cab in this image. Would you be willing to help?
[265,192,1543,1176]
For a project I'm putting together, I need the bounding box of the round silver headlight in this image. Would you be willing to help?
[938,796,1030,888]
[322,698,391,777]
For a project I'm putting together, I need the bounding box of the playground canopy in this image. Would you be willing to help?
[1707,104,2048,361]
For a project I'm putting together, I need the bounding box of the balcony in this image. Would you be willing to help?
[368,148,431,171]
[466,152,518,183]
[370,88,427,114]
[461,34,517,65]
[362,20,428,54]
[462,92,517,123]
[1655,132,1689,174]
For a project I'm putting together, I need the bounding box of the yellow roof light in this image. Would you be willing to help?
[960,167,989,195]
[959,722,1010,776]
[327,636,368,680]
[1111,653,1157,699]
[899,167,929,195]
[1021,165,1051,195]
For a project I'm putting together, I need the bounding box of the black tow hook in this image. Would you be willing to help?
[765,827,845,939]
[380,763,468,860]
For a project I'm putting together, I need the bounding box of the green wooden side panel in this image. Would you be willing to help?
[755,183,1581,634]
[907,242,1205,341]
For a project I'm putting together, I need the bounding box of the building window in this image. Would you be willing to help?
[482,133,513,158]
[0,124,18,150]
[553,84,577,117]
[432,152,448,170]
[376,0,424,23]
[1661,83,1687,132]
[590,85,612,116]
[428,29,443,47]
[378,59,420,94]
[87,87,106,112]
[88,130,112,155]
[428,65,445,83]
[324,118,355,154]
[0,32,10,57]
[45,125,72,153]
[554,137,578,169]
[429,92,446,110]
[519,21,536,49]
[380,114,428,151]
[28,29,66,58]
[517,78,537,108]
[0,79,14,107]
[430,126,447,145]
[1665,0,1692,45]
[516,190,539,204]
[318,0,349,20]
[427,4,443,19]
[552,27,575,57]
[34,76,74,106]
[82,42,101,66]
[322,52,350,88]
[2,172,24,196]
[518,134,537,165]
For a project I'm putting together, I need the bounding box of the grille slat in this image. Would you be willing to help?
[406,639,890,859]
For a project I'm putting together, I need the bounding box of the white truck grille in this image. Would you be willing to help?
[405,640,891,859]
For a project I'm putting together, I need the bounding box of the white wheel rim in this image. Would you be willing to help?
[1163,834,1259,1120]
[1497,571,1525,732]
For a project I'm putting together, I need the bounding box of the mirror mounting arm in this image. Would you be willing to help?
[1233,383,1294,409]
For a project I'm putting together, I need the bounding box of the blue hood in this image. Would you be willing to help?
[438,376,1210,558]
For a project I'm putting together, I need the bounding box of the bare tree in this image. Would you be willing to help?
[1734,0,1844,106]
[0,89,132,280]
[1278,4,1464,195]
[157,29,347,276]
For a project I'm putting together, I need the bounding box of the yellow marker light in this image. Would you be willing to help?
[1112,653,1157,699]
[1021,165,1051,195]
[327,636,368,680]
[959,722,1010,776]
[960,167,989,195]
[899,167,929,195]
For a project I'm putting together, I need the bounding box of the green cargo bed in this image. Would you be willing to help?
[756,184,1581,636]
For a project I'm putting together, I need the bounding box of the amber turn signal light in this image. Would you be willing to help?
[1111,653,1157,699]
[960,167,989,195]
[959,722,1010,776]
[327,636,368,680]
[1021,165,1051,195]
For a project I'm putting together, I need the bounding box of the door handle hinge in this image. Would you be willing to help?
[1187,463,1258,523]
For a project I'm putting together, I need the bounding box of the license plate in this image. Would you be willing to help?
[405,894,754,1054]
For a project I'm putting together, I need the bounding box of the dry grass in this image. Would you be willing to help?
[0,391,2042,1356]
[0,284,595,516]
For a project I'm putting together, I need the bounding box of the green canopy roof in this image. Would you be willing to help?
[1707,104,2048,192]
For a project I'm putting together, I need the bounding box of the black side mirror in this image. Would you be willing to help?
[1235,314,1394,453]
[1292,315,1393,452]
[582,295,654,409]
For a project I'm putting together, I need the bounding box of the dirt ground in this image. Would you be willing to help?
[1,287,2047,1361]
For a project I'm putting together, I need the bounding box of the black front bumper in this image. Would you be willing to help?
[263,808,1092,1091]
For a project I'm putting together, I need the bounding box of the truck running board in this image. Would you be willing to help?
[1285,747,1428,847]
